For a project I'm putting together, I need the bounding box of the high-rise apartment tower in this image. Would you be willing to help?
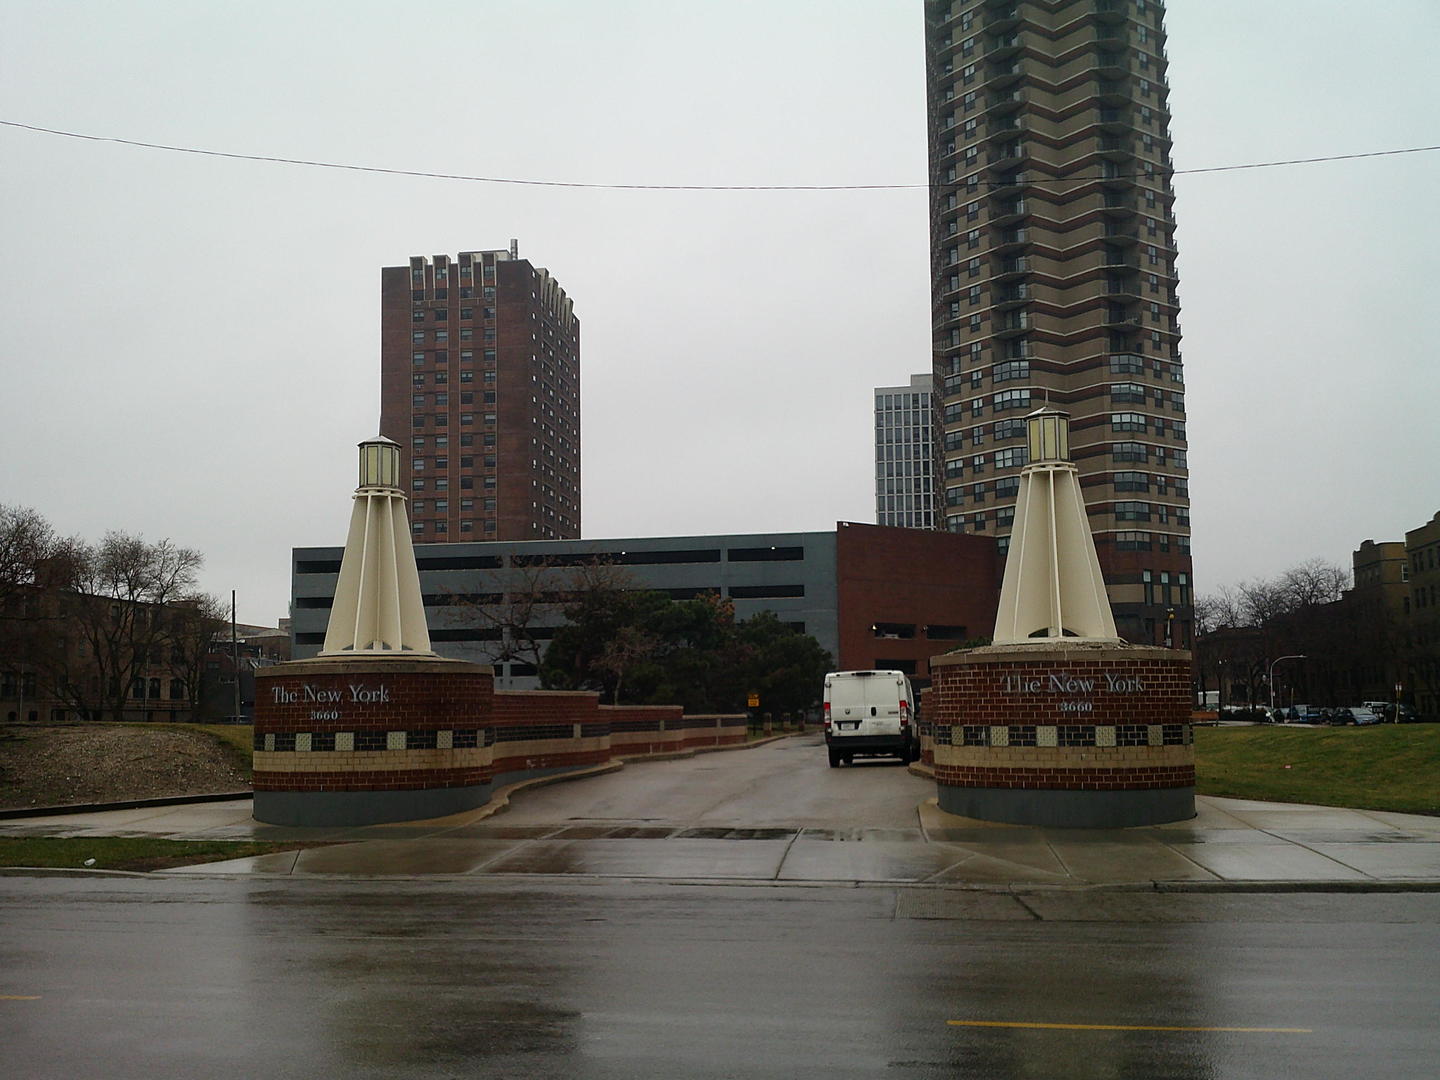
[875,374,936,530]
[924,0,1192,645]
[380,244,580,542]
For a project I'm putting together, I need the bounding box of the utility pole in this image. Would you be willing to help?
[231,590,241,722]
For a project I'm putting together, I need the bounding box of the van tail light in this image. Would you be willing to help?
[822,701,832,732]
[899,700,911,727]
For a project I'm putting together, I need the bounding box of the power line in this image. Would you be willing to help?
[3,119,1437,191]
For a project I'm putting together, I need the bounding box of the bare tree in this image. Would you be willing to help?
[438,554,638,677]
[1279,558,1350,610]
[0,505,56,610]
[162,593,231,719]
[60,533,205,722]
[595,624,660,706]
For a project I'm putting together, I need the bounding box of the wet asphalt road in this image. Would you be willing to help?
[3,875,1438,1080]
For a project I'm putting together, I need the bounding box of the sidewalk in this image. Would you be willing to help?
[2,792,1438,888]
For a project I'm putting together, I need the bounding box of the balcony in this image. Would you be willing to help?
[995,256,1031,277]
[987,33,1023,59]
[1105,275,1139,299]
[1094,22,1128,48]
[1095,78,1129,105]
[987,170,1028,198]
[994,227,1030,250]
[1102,192,1136,216]
[1094,51,1129,77]
[986,117,1024,138]
[987,89,1025,114]
[984,62,1025,89]
[1100,160,1135,187]
[996,283,1031,306]
[991,199,1029,224]
[988,141,1027,172]
[1097,135,1132,156]
[1096,106,1130,131]
[994,312,1031,336]
[987,6,1021,31]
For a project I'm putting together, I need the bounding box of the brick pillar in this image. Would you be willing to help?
[929,643,1194,827]
[253,656,494,826]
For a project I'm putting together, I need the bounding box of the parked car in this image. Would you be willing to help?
[1330,707,1381,726]
[1378,703,1421,723]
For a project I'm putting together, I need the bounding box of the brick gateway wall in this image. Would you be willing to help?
[253,657,745,826]
[929,643,1195,827]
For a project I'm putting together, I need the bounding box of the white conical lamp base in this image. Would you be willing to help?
[993,462,1119,644]
[320,438,435,657]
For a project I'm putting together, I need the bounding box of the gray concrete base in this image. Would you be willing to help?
[937,784,1196,828]
[253,783,493,827]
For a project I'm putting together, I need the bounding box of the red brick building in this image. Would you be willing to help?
[380,243,580,543]
[835,521,999,681]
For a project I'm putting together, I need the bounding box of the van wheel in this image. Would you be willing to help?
[828,749,840,768]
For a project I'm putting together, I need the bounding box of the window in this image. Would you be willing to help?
[1111,413,1147,432]
[993,360,1029,384]
[435,330,448,343]
[1114,471,1150,492]
[1115,501,1151,522]
[994,447,1028,470]
[993,389,1031,412]
[1110,382,1147,403]
[1116,531,1152,551]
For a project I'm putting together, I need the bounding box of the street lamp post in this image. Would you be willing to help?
[1268,654,1307,711]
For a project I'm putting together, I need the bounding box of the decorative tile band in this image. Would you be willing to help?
[932,724,1191,748]
[254,728,493,752]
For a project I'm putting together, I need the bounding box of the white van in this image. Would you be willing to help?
[822,670,917,767]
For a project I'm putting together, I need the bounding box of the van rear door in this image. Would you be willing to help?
[829,672,905,737]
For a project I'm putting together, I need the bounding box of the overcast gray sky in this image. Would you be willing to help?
[2,0,1437,625]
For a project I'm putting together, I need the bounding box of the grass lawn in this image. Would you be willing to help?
[0,836,317,872]
[1195,724,1440,816]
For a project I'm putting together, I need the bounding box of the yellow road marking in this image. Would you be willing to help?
[1,995,42,1001]
[949,1021,1311,1033]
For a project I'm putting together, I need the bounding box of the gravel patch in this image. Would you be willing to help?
[0,724,250,811]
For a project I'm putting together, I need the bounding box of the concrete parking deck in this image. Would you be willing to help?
[3,789,1438,888]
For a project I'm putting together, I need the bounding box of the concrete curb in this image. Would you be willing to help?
[7,866,1436,893]
[0,734,803,825]
[0,791,255,820]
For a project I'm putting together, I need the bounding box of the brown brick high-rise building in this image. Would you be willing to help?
[925,0,1192,646]
[380,243,580,542]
